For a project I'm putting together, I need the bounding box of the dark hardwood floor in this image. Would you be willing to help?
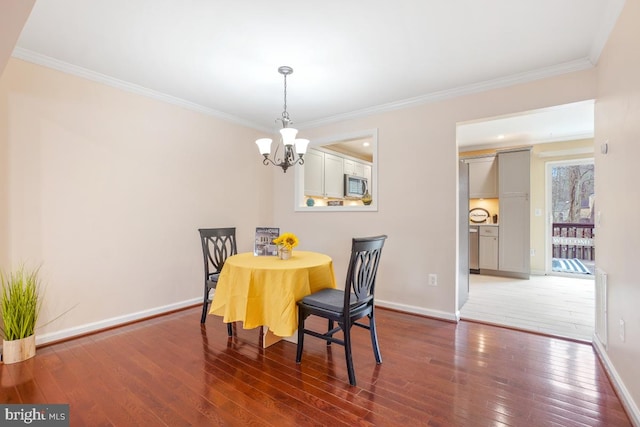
[0,307,633,426]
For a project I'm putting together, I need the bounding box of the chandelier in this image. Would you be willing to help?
[255,66,309,173]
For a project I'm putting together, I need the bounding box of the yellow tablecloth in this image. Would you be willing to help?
[209,251,337,337]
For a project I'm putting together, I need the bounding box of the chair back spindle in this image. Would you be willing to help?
[346,241,384,308]
[203,233,236,276]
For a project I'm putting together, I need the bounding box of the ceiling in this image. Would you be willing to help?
[457,100,595,151]
[13,1,624,147]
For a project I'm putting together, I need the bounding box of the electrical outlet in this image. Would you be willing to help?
[530,248,536,256]
[428,274,438,286]
[620,318,625,342]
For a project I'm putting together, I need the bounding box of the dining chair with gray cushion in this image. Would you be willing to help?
[198,227,237,335]
[295,235,387,386]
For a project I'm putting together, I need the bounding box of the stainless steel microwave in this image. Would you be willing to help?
[344,174,368,198]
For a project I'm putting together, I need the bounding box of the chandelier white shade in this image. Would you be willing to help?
[255,66,309,173]
[255,138,273,155]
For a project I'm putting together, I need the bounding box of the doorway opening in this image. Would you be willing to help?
[457,100,596,341]
[546,159,595,276]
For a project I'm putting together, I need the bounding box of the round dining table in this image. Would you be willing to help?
[209,251,337,341]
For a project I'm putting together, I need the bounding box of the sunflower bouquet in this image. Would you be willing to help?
[273,232,299,251]
[273,232,298,259]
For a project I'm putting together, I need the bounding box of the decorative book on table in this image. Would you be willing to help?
[254,227,280,256]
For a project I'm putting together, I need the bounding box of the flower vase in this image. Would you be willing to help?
[279,247,292,260]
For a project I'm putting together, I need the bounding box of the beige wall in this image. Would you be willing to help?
[0,74,7,267]
[272,69,596,319]
[0,0,34,77]
[0,59,273,338]
[0,0,35,266]
[595,0,640,417]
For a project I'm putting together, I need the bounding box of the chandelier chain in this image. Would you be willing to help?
[282,72,290,124]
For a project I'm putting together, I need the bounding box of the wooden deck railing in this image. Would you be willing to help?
[552,223,595,261]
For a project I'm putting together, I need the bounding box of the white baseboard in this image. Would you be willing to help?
[35,298,201,346]
[375,299,458,322]
[592,335,640,426]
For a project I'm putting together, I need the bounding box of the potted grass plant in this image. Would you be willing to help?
[1,266,42,364]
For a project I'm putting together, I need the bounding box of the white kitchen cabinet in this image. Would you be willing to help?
[324,152,344,197]
[498,196,529,274]
[498,150,529,195]
[467,156,498,198]
[304,149,324,197]
[304,148,344,198]
[343,158,355,175]
[498,149,530,277]
[479,226,499,270]
[344,158,366,177]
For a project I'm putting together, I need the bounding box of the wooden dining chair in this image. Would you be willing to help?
[198,227,237,335]
[295,235,387,386]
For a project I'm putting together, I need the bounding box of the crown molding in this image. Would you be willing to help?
[13,47,594,134]
[298,58,594,129]
[11,47,271,133]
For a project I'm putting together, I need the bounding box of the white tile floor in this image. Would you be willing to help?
[460,273,595,342]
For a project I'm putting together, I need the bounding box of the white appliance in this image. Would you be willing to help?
[344,174,368,198]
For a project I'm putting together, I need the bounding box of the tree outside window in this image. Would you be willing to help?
[551,164,594,224]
